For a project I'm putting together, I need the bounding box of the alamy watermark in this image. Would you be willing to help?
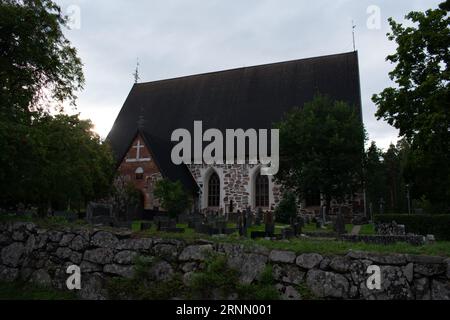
[66,265,81,290]
[170,121,280,176]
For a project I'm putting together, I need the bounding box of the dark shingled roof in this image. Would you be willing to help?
[107,51,362,191]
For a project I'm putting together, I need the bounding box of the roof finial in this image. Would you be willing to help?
[137,106,145,129]
[352,20,356,51]
[133,58,140,84]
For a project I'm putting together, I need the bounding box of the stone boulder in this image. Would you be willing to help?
[83,248,114,265]
[179,245,213,261]
[79,272,107,300]
[91,231,119,248]
[296,253,323,269]
[29,269,52,287]
[329,257,352,273]
[153,244,180,261]
[228,253,268,284]
[70,235,89,251]
[0,265,19,282]
[272,264,305,285]
[117,238,153,251]
[103,264,134,278]
[114,250,138,265]
[59,234,76,247]
[269,250,296,264]
[1,242,25,268]
[306,269,349,298]
[150,261,174,282]
[431,280,450,300]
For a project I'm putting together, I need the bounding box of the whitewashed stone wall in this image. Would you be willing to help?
[187,164,282,212]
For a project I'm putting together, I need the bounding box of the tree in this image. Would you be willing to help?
[0,1,114,215]
[0,0,84,120]
[1,113,115,215]
[154,179,192,219]
[274,192,297,224]
[365,141,386,214]
[275,94,366,214]
[372,0,450,211]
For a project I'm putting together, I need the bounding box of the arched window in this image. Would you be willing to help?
[135,167,144,180]
[208,172,220,207]
[255,172,269,207]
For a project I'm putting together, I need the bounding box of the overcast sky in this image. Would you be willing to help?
[54,0,442,150]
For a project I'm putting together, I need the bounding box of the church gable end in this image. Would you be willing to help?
[117,132,163,210]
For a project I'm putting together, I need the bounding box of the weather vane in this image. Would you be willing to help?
[133,58,140,84]
[352,20,356,51]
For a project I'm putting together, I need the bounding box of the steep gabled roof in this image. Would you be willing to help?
[107,51,363,190]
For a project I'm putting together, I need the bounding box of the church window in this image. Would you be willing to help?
[135,167,144,180]
[208,172,220,207]
[255,172,269,207]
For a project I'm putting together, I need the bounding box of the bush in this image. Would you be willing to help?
[374,214,450,240]
[275,192,298,224]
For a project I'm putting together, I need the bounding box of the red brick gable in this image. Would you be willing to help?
[117,133,162,210]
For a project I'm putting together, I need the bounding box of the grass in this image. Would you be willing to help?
[0,281,77,300]
[2,215,448,257]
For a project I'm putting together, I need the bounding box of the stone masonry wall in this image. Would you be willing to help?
[187,163,282,211]
[0,221,449,300]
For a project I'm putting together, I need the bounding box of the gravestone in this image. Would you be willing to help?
[251,231,266,239]
[255,208,263,226]
[264,211,275,237]
[333,207,346,235]
[140,222,152,231]
[281,227,295,239]
[86,202,114,226]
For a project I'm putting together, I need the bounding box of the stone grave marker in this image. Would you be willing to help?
[86,202,114,226]
[264,211,275,237]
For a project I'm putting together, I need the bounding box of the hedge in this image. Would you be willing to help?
[374,214,450,241]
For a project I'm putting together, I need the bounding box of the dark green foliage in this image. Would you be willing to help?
[154,179,192,218]
[372,1,450,210]
[375,214,450,240]
[276,94,366,211]
[0,1,114,214]
[1,114,115,214]
[236,265,280,300]
[0,0,84,117]
[107,256,185,300]
[0,281,77,300]
[275,192,298,224]
[188,255,240,299]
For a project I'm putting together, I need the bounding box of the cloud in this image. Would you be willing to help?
[55,0,442,150]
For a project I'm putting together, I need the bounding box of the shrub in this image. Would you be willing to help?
[374,214,450,240]
[275,192,298,224]
[107,256,185,300]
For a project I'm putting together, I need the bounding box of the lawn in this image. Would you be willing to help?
[2,216,448,257]
[130,220,450,257]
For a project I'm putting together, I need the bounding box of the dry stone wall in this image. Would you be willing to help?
[0,221,449,300]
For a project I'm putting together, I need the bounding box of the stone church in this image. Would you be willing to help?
[107,51,363,215]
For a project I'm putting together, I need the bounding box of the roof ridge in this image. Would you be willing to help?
[135,51,357,87]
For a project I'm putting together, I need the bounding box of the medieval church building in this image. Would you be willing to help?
[107,51,363,217]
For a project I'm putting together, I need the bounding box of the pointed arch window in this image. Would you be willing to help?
[135,167,144,180]
[208,172,220,207]
[255,172,269,207]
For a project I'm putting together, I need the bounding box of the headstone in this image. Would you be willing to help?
[264,211,275,237]
[282,227,295,239]
[86,202,114,226]
[140,222,152,231]
[251,231,266,239]
[333,207,346,235]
